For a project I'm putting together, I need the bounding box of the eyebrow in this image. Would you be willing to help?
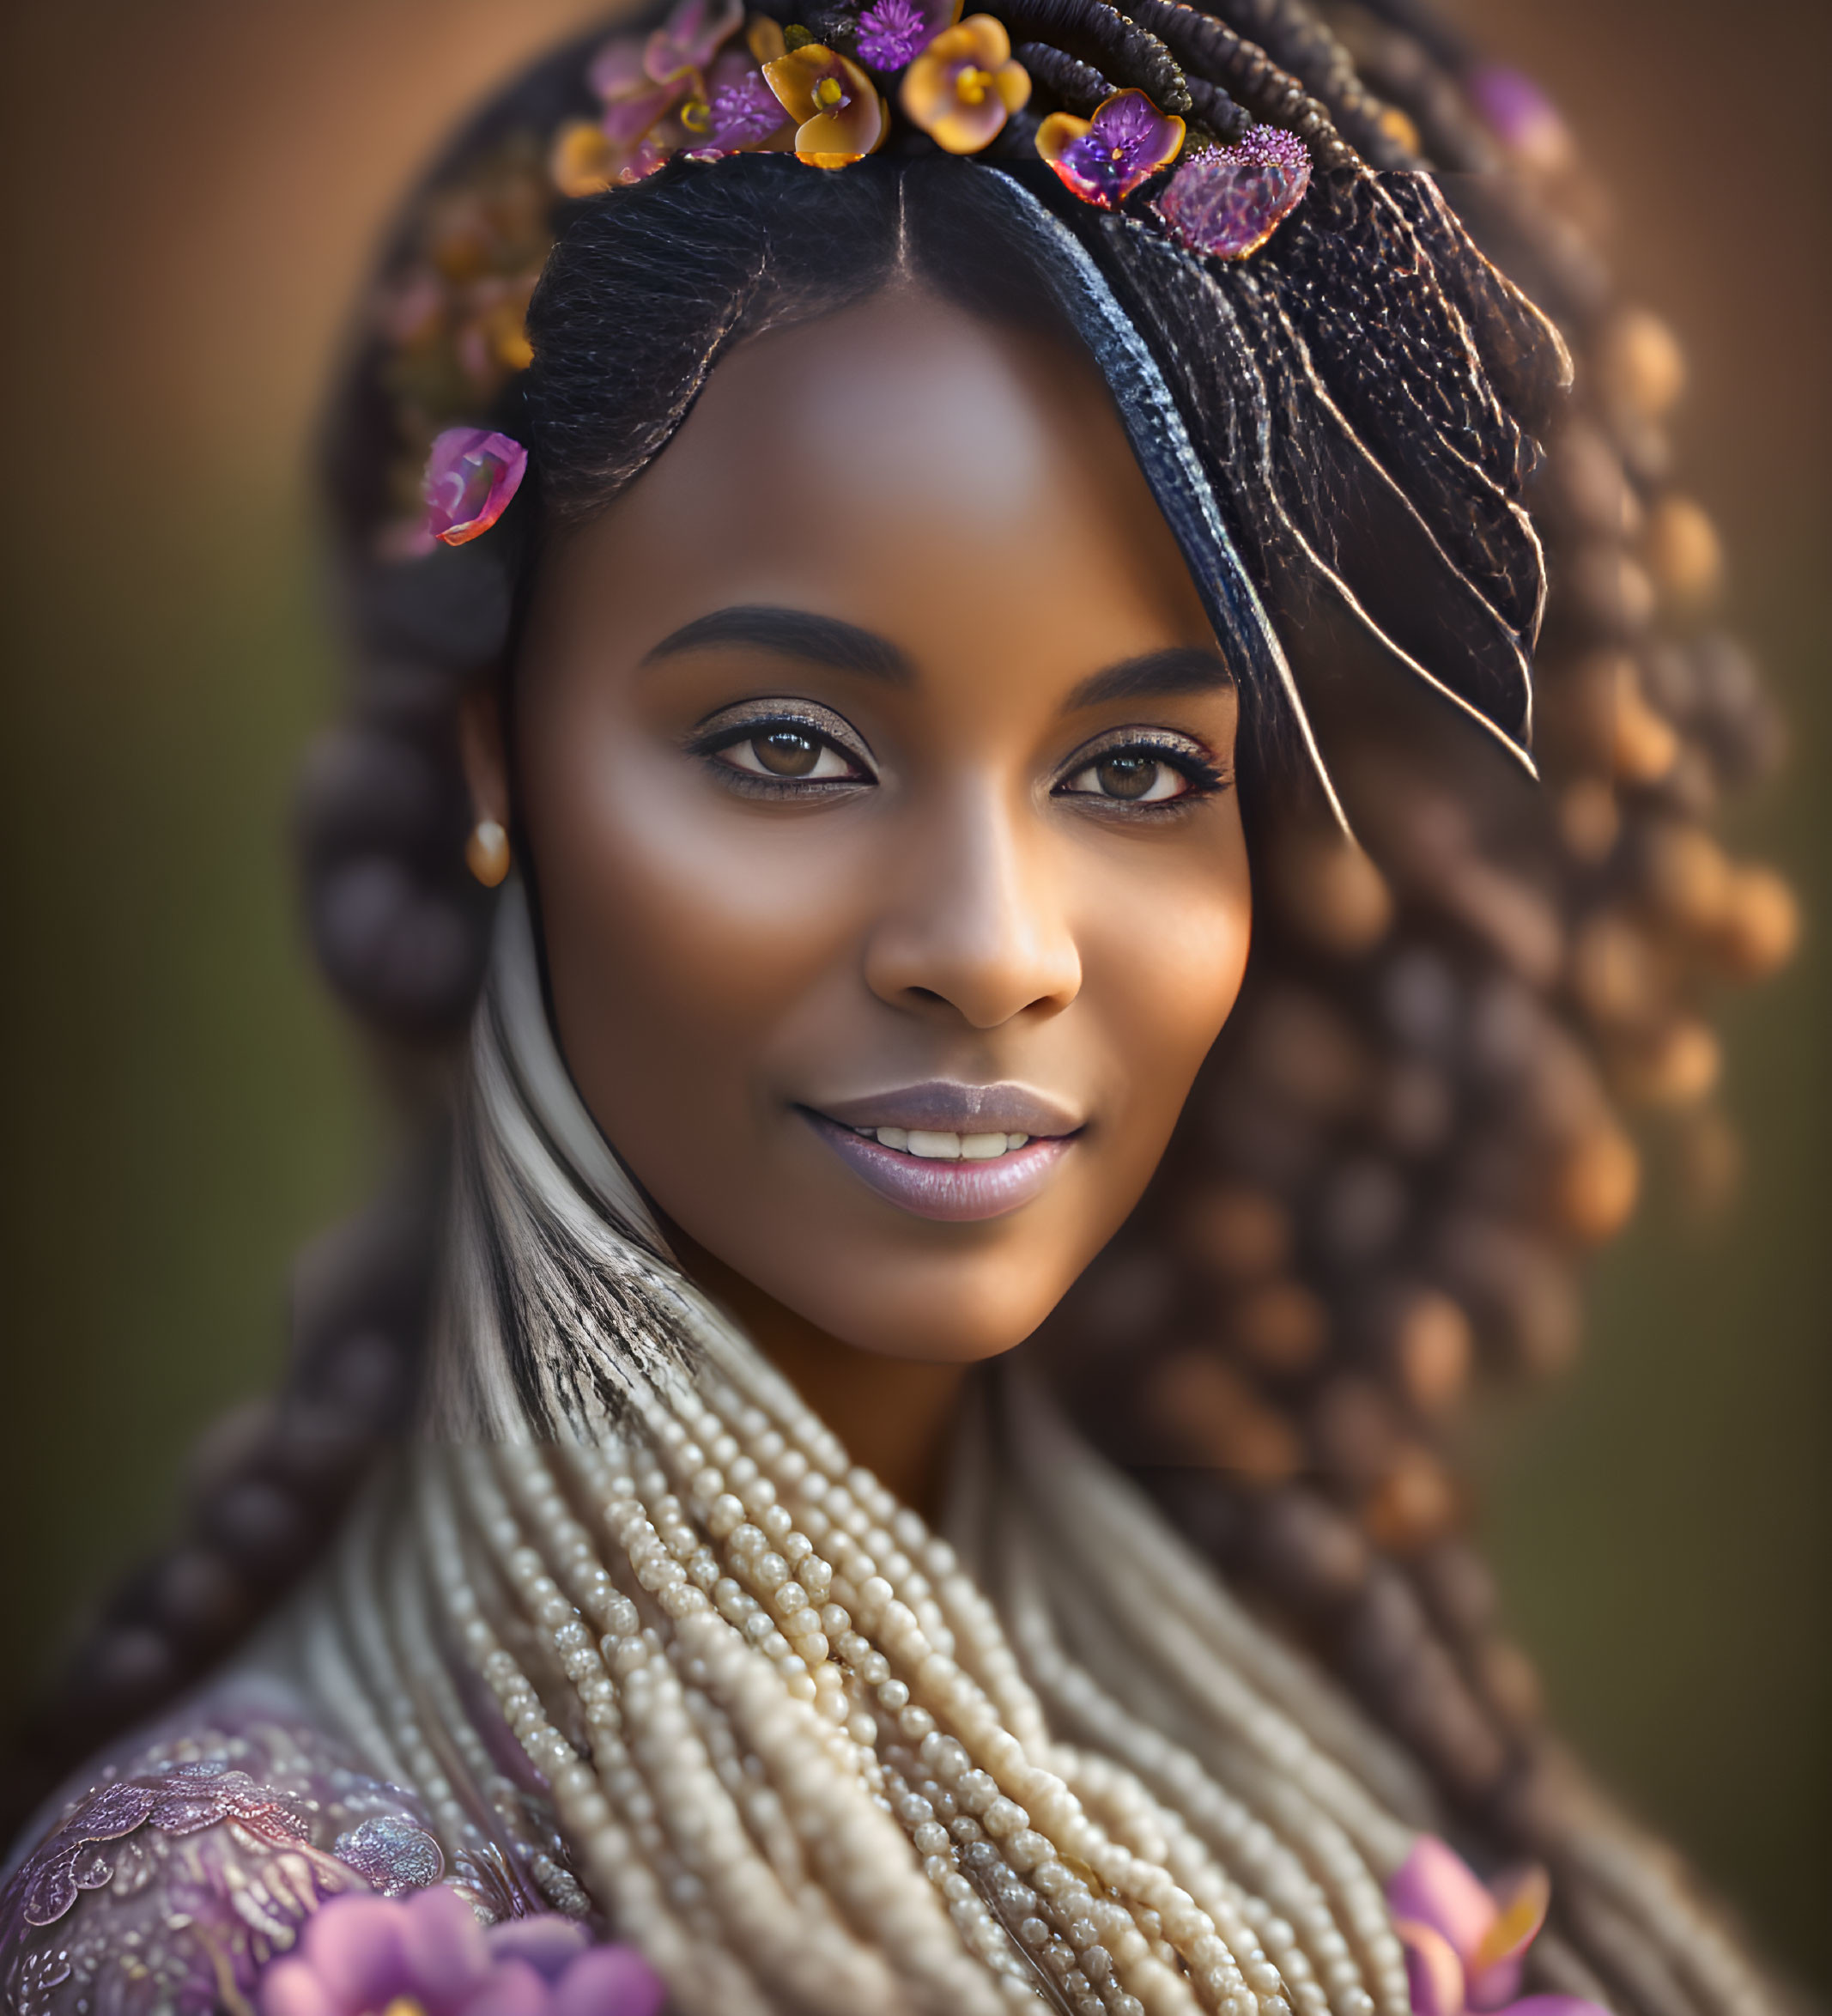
[1064,646,1236,712]
[641,604,913,683]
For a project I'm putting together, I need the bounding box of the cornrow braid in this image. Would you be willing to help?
[1013,42,1115,117]
[1202,0,1415,167]
[1117,0,1355,175]
[998,0,1194,115]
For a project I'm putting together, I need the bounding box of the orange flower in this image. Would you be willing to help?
[762,44,889,167]
[901,15,1029,155]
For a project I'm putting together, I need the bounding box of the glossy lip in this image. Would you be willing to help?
[804,1112,1077,1222]
[814,1078,1083,1138]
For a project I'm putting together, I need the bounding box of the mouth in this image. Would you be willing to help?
[800,1081,1083,1223]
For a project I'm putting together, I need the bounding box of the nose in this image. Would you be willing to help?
[863,780,1082,1029]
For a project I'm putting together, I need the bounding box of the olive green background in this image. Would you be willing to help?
[1,0,1825,1989]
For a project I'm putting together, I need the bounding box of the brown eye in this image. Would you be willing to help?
[752,729,821,776]
[1059,737,1204,806]
[1095,751,1163,800]
[699,708,873,787]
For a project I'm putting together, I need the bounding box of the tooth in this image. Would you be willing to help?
[905,1130,962,1160]
[875,1127,909,1151]
[1007,1133,1029,1150]
[961,1132,1007,1160]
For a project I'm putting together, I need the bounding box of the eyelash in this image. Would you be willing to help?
[1052,732,1230,816]
[687,708,1229,812]
[687,707,877,797]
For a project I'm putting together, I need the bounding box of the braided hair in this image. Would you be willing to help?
[10,3,1793,2007]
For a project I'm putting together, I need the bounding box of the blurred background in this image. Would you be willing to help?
[0,0,1824,1990]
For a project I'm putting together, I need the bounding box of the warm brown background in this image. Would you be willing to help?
[1,0,1825,1989]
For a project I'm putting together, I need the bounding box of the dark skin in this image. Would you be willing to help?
[464,285,1252,1512]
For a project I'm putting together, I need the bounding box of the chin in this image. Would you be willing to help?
[762,1236,1073,1364]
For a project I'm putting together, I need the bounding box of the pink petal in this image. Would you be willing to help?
[587,36,650,100]
[1468,1865,1550,2007]
[599,82,682,148]
[299,1897,409,2009]
[1388,1835,1498,1964]
[485,1916,591,1983]
[460,1956,553,2016]
[554,1945,668,2016]
[258,1957,346,2016]
[402,1885,492,2002]
[1396,1919,1468,2016]
[1471,1960,1528,2012]
[422,428,527,547]
[643,0,743,78]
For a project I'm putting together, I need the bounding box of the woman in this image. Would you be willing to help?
[1,2,1796,2012]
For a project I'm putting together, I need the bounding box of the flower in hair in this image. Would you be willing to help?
[762,43,889,167]
[689,47,796,153]
[639,0,746,87]
[256,1886,665,2016]
[554,0,758,191]
[1156,124,1310,260]
[1035,88,1184,207]
[422,428,526,546]
[1466,65,1570,174]
[855,0,961,75]
[1386,1836,1605,2016]
[901,15,1030,155]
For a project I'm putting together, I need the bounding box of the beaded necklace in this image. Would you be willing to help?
[280,886,1443,2015]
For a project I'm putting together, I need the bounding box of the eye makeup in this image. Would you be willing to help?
[686,697,878,795]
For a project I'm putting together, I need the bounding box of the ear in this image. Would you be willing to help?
[459,683,511,829]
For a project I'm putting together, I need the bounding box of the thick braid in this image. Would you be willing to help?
[1200,0,1414,167]
[1000,0,1193,115]
[1115,0,1354,175]
[1015,42,1116,116]
[1028,12,1791,2009]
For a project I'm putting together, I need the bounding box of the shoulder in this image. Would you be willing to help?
[0,1673,458,2016]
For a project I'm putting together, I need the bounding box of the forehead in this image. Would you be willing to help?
[564,283,1212,677]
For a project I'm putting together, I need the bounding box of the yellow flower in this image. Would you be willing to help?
[901,15,1029,155]
[762,44,889,167]
[549,118,620,197]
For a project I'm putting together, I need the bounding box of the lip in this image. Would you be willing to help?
[804,1111,1077,1222]
[815,1079,1083,1138]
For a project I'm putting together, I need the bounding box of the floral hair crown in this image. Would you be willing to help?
[409,0,1310,550]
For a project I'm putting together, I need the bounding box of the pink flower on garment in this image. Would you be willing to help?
[1387,1835,1604,2016]
[258,1886,664,2016]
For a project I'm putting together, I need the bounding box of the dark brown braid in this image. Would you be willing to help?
[989,0,1195,113]
[1013,41,1117,116]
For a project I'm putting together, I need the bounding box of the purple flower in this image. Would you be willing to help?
[856,0,954,74]
[640,0,745,88]
[258,1887,665,2016]
[1465,64,1572,173]
[422,428,527,547]
[1035,88,1185,208]
[1386,1836,1605,2016]
[1156,124,1310,261]
[689,50,793,153]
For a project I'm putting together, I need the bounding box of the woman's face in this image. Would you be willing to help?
[494,285,1251,1363]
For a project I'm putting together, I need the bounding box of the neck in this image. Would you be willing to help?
[664,1224,968,1520]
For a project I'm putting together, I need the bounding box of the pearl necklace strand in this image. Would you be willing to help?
[288,890,1438,2016]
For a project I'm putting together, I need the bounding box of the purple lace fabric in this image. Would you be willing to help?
[0,1676,570,2016]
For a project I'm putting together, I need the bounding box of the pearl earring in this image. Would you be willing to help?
[465,817,511,889]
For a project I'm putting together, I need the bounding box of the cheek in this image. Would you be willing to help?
[525,726,867,1098]
[1077,842,1252,1139]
